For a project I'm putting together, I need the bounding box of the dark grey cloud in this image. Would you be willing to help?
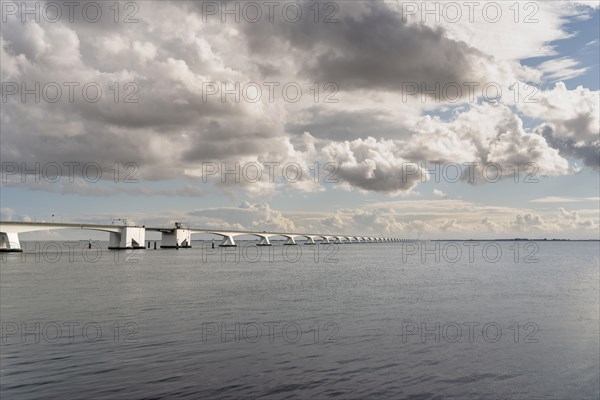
[228,1,488,92]
[540,125,600,169]
[182,120,283,162]
[285,107,411,141]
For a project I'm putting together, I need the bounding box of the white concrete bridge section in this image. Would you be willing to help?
[0,221,403,252]
[189,229,403,247]
[147,226,192,249]
[0,221,146,252]
[191,231,297,247]
[320,236,332,244]
[0,232,20,252]
[108,227,146,250]
[333,236,345,244]
[256,235,271,246]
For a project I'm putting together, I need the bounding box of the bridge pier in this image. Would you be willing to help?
[304,237,316,245]
[108,227,146,250]
[257,236,271,246]
[161,229,192,248]
[284,236,297,245]
[0,232,22,252]
[219,235,236,247]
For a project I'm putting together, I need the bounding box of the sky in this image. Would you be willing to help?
[1,0,599,240]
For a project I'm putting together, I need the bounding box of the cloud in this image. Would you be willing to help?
[0,0,597,202]
[285,2,490,93]
[518,83,600,168]
[512,208,598,234]
[0,208,32,223]
[401,103,571,179]
[285,107,412,141]
[320,136,425,194]
[362,199,598,238]
[537,57,590,81]
[413,0,597,62]
[481,217,502,233]
[530,196,600,203]
[433,189,447,198]
[188,202,296,232]
[524,84,599,143]
[0,178,209,198]
[0,208,16,221]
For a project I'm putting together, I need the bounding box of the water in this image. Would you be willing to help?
[1,241,599,399]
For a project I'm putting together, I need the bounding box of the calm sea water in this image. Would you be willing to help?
[1,241,598,399]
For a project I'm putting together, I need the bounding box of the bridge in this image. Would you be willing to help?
[0,221,403,252]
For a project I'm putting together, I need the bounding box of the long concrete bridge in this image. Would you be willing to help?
[0,221,404,252]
